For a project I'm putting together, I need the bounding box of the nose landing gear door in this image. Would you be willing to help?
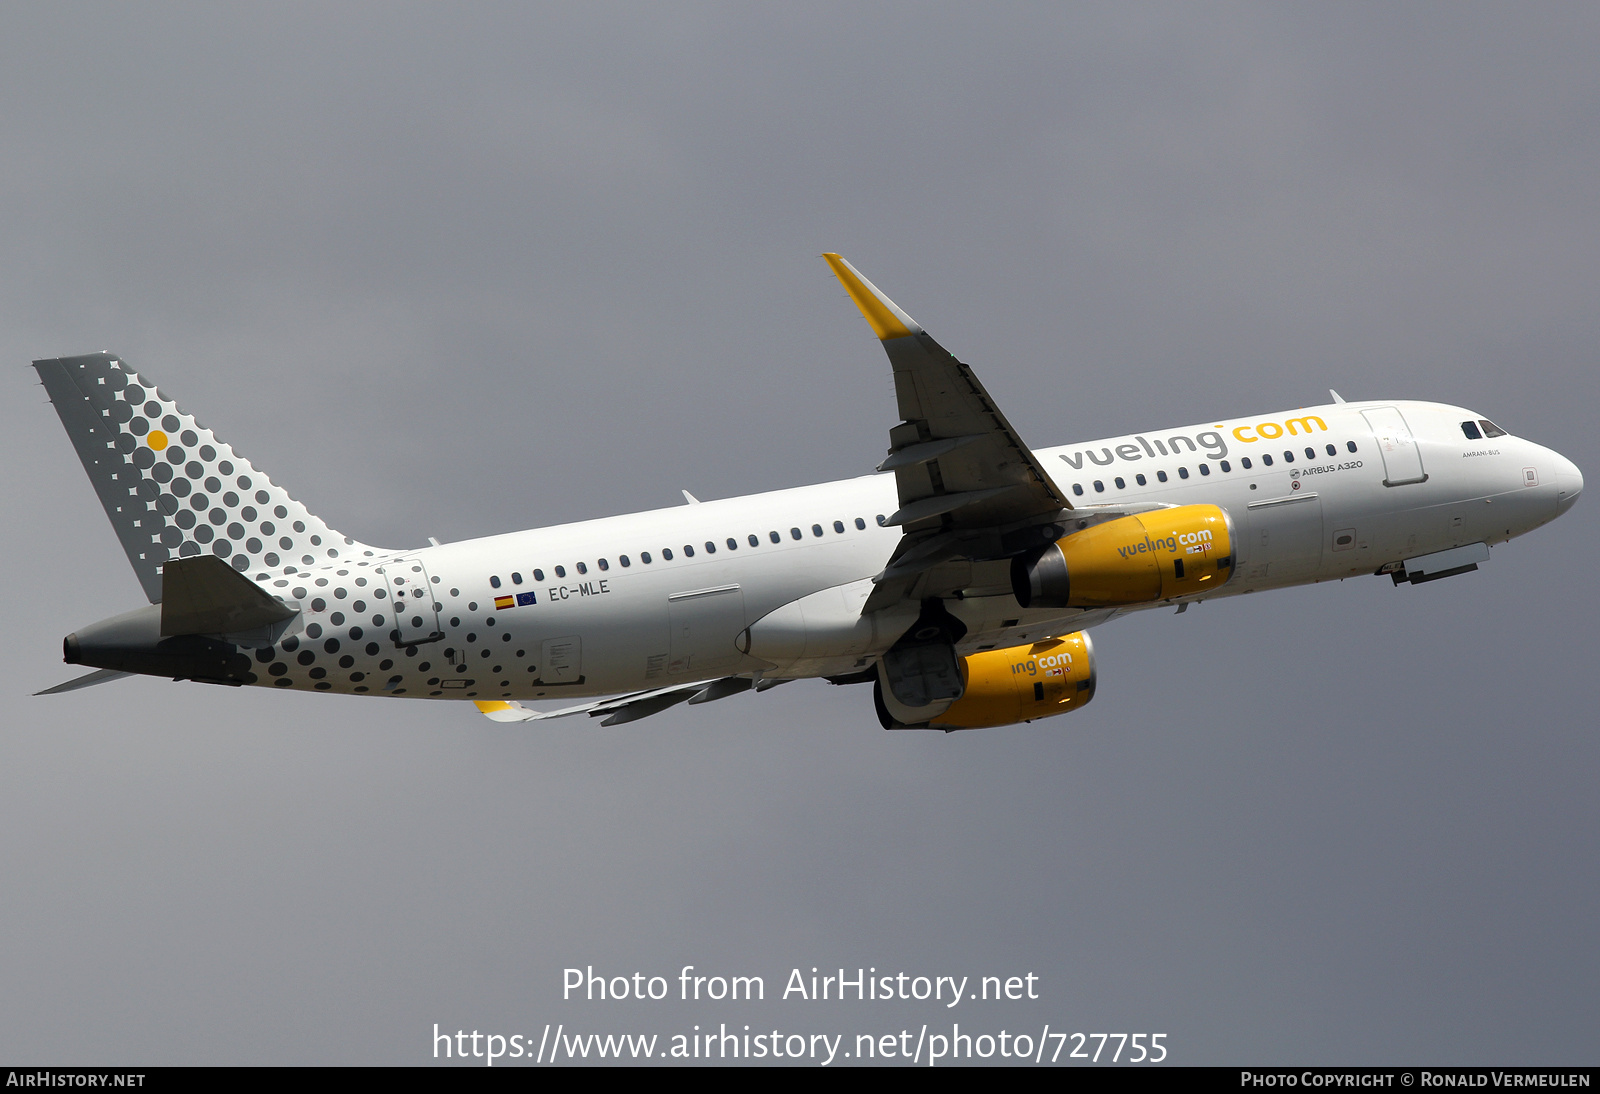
[381,557,443,647]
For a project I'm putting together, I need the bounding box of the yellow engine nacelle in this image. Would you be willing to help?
[1010,504,1235,609]
[875,633,1097,730]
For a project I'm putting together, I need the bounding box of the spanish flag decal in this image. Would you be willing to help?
[494,595,514,610]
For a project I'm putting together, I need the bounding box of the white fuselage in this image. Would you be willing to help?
[245,399,1578,702]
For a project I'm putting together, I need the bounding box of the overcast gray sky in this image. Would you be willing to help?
[1,3,1595,1066]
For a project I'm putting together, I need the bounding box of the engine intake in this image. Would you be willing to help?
[875,632,1097,730]
[1011,504,1235,608]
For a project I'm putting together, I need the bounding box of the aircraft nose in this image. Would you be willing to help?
[1555,452,1583,516]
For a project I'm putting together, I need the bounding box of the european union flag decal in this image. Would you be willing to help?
[516,591,537,606]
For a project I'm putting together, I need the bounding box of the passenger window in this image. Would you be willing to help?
[1220,460,1231,472]
[1199,463,1210,475]
[769,531,780,543]
[1480,420,1507,438]
[1093,480,1105,493]
[727,538,738,550]
[555,565,566,578]
[1262,454,1274,466]
[791,528,802,540]
[1072,483,1084,496]
[576,562,588,574]
[876,514,887,526]
[533,569,545,581]
[1346,440,1357,453]
[1157,470,1168,482]
[704,541,716,554]
[1178,467,1189,479]
[511,572,522,585]
[683,545,695,557]
[489,575,501,589]
[641,552,652,564]
[597,559,609,571]
[1241,457,1251,469]
[812,524,823,537]
[1136,474,1147,485]
[833,521,845,534]
[1114,476,1126,489]
[1325,444,1336,456]
[748,534,759,547]
[1305,447,1315,460]
[619,556,630,568]
[854,518,866,530]
[661,549,672,561]
[1282,450,1294,463]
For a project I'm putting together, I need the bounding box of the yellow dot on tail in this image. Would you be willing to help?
[147,430,168,451]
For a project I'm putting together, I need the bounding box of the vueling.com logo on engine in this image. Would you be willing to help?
[1117,529,1214,560]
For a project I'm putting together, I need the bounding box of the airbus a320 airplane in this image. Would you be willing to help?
[35,256,1583,730]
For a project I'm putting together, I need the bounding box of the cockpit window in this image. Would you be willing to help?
[1460,420,1483,440]
[1479,419,1507,438]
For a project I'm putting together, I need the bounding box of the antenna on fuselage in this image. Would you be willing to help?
[1329,389,1347,404]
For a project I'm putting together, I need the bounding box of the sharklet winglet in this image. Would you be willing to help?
[822,253,924,342]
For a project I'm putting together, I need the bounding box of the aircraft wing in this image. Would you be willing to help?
[474,675,777,727]
[822,254,1073,612]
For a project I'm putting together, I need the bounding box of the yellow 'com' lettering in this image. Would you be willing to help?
[1232,415,1328,443]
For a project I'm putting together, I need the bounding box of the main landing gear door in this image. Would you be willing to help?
[381,557,443,646]
[1362,407,1428,487]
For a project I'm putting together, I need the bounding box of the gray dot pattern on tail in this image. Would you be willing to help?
[62,354,374,582]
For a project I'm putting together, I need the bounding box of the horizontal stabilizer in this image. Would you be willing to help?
[35,668,132,696]
[161,555,296,636]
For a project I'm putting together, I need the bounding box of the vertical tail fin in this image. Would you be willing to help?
[34,353,376,602]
